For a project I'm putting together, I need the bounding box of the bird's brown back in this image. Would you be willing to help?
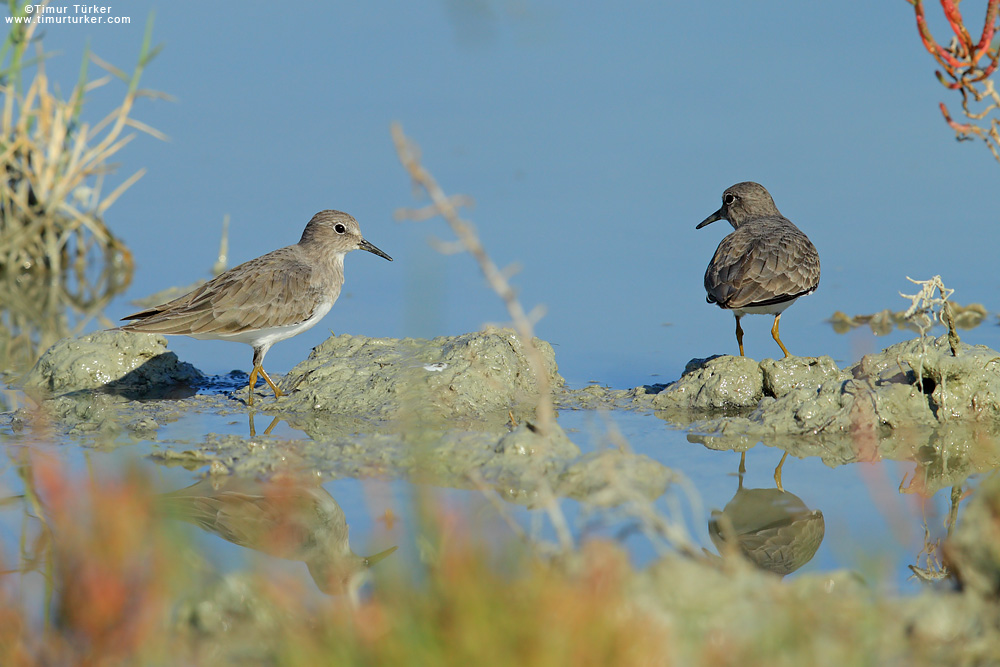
[121,245,331,335]
[704,217,820,310]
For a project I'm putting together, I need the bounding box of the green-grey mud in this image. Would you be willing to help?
[14,329,1000,501]
[572,335,1000,495]
[14,329,672,508]
[11,327,1000,661]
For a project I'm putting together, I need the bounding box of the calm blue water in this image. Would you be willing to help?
[13,1,998,386]
[0,408,951,597]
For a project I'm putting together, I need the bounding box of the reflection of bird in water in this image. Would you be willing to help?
[709,452,824,576]
[159,477,396,597]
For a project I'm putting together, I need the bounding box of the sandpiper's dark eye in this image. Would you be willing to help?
[334,223,346,234]
[724,193,737,206]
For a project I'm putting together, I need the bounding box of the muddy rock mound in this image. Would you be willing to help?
[678,335,1000,445]
[278,328,561,422]
[760,355,841,398]
[636,335,1000,427]
[557,355,842,415]
[752,335,1000,432]
[855,335,1000,424]
[647,354,843,413]
[651,355,765,411]
[22,330,202,398]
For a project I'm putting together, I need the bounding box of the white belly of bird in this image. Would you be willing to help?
[732,298,797,318]
[191,300,334,348]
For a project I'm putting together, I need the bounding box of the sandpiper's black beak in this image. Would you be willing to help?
[696,207,725,229]
[360,238,393,261]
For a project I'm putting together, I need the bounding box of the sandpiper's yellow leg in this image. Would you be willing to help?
[735,316,745,357]
[771,314,790,358]
[263,415,280,435]
[774,451,788,491]
[258,367,285,399]
[247,366,259,406]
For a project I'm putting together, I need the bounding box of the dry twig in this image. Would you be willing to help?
[899,274,961,355]
[391,122,554,436]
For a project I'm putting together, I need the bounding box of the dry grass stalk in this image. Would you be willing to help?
[0,8,167,274]
[591,416,704,560]
[390,124,706,561]
[900,275,961,355]
[390,122,554,436]
[390,122,575,552]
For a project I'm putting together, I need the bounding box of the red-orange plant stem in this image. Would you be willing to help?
[914,1,966,69]
[974,0,1000,60]
[940,102,976,133]
[941,0,974,55]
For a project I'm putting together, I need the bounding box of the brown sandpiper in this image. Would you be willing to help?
[121,210,392,405]
[697,182,820,358]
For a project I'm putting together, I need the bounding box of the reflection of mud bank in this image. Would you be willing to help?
[14,330,671,509]
[16,329,1000,499]
[154,424,673,510]
[562,335,1000,486]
